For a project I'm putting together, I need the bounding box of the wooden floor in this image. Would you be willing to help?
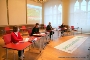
[0,31,90,60]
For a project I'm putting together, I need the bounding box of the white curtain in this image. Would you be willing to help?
[44,0,62,28]
[69,0,90,33]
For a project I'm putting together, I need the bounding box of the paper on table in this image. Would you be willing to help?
[23,38,29,42]
[34,38,37,41]
[40,33,45,34]
[65,27,67,29]
[33,34,40,35]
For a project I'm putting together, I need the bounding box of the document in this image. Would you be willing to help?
[23,38,29,42]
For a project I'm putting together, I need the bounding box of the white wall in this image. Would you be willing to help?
[0,0,8,25]
[8,0,26,25]
[0,0,42,26]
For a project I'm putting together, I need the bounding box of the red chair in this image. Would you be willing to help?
[71,26,78,35]
[71,26,77,31]
[21,26,27,31]
[22,26,26,29]
[21,26,27,35]
[71,26,74,30]
[58,26,61,28]
[3,34,16,59]
[3,34,11,45]
[27,29,32,36]
[44,25,46,29]
[4,26,11,34]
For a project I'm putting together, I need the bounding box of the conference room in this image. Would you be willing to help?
[0,0,90,60]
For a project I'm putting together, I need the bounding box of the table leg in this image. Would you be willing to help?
[52,31,53,40]
[39,38,41,53]
[48,33,50,42]
[42,36,45,49]
[5,48,8,60]
[44,36,47,48]
[46,34,49,44]
[47,33,50,42]
[58,30,59,37]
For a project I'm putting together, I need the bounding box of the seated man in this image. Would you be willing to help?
[46,22,54,39]
[31,23,40,36]
[60,23,65,36]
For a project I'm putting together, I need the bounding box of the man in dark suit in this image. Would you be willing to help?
[46,22,54,39]
[60,23,65,36]
[31,23,40,36]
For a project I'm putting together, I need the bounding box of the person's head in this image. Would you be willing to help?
[49,22,51,25]
[62,23,64,25]
[35,23,39,28]
[13,26,19,32]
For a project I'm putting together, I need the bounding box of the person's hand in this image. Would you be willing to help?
[19,41,24,43]
[23,38,26,40]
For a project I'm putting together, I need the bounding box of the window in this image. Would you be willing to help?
[74,1,79,12]
[69,0,90,33]
[88,1,90,11]
[44,0,62,28]
[81,0,86,11]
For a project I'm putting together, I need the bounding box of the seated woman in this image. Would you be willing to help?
[46,22,54,39]
[30,23,40,36]
[11,26,24,59]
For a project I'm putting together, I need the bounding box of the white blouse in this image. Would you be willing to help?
[14,32,18,37]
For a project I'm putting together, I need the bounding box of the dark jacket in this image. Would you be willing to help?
[61,24,64,28]
[31,27,39,36]
[46,25,52,31]
[60,24,65,31]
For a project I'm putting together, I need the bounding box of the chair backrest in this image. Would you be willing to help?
[58,26,61,28]
[5,26,10,31]
[44,25,46,29]
[4,26,11,34]
[71,26,74,30]
[3,34,11,45]
[27,29,32,36]
[22,26,26,29]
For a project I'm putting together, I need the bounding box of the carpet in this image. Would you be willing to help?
[54,36,88,53]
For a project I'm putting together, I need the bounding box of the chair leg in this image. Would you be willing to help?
[29,45,31,51]
[5,48,8,60]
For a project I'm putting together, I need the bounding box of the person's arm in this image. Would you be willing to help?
[50,25,52,30]
[18,32,23,40]
[11,33,23,42]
